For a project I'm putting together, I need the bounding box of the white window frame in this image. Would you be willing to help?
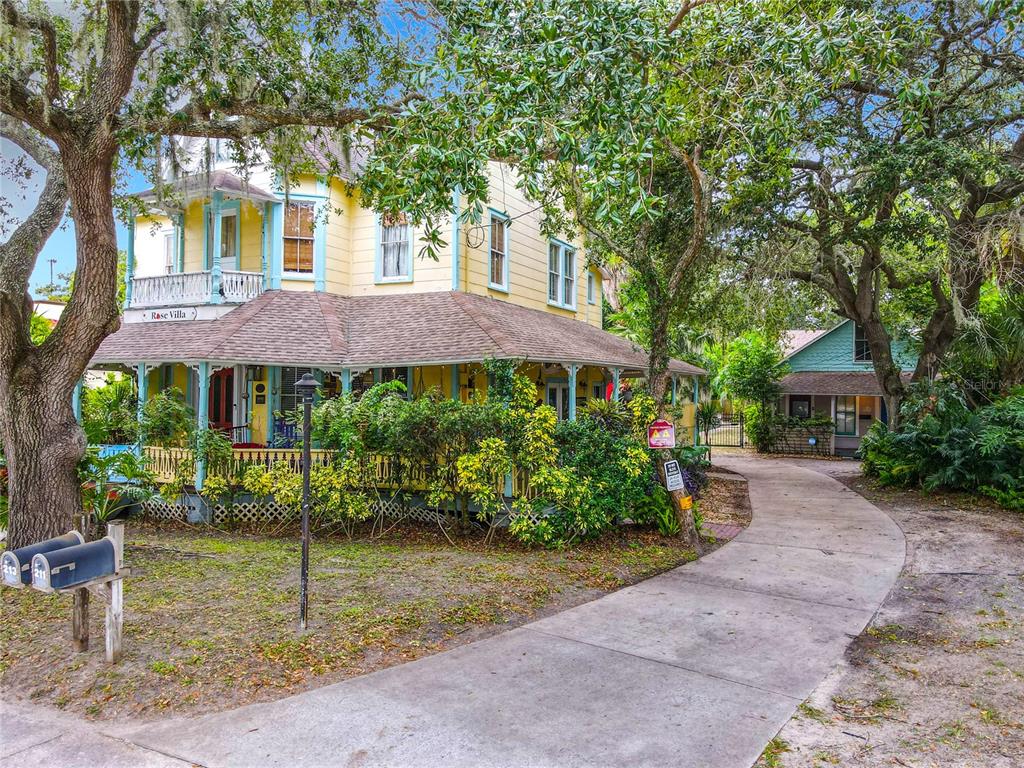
[376,213,413,283]
[488,210,509,292]
[547,239,576,310]
[162,229,175,274]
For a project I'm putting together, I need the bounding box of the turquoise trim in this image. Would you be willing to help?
[373,212,414,284]
[546,238,576,310]
[611,368,621,402]
[269,203,283,289]
[175,213,185,273]
[72,380,83,422]
[450,364,460,401]
[451,186,461,291]
[671,377,677,405]
[196,362,211,488]
[135,364,148,456]
[124,217,135,309]
[407,366,414,398]
[260,202,270,289]
[314,181,328,291]
[487,208,510,293]
[693,377,700,446]
[202,197,240,269]
[341,368,352,394]
[208,192,226,304]
[278,192,326,283]
[567,365,578,421]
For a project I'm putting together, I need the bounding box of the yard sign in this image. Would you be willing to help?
[663,460,685,492]
[647,419,676,449]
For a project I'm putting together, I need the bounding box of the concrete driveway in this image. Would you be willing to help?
[96,456,905,768]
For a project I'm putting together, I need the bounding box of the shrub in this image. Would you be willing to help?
[82,375,138,445]
[860,382,1024,509]
[743,403,773,452]
[141,387,195,447]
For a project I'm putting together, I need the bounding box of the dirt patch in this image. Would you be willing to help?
[769,473,1024,768]
[701,471,753,529]
[0,523,701,721]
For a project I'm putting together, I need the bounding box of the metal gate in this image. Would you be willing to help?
[703,412,745,447]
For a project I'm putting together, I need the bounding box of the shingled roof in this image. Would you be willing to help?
[780,371,910,396]
[93,290,704,375]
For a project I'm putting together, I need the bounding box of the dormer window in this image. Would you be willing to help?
[379,213,412,281]
[854,324,872,362]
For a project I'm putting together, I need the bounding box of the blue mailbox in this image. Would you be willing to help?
[31,538,116,592]
[2,531,84,587]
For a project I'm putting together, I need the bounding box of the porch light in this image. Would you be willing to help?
[295,372,318,402]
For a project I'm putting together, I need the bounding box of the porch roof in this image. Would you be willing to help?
[93,290,705,376]
[780,371,909,397]
[135,170,280,208]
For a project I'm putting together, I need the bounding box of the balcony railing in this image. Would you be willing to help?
[130,270,263,308]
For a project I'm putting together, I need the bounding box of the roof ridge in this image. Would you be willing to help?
[448,292,514,357]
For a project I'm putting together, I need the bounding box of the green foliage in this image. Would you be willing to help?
[81,375,138,445]
[669,444,711,496]
[29,313,53,344]
[79,448,157,524]
[140,387,195,448]
[194,429,234,478]
[719,332,786,404]
[943,288,1024,405]
[860,383,1024,509]
[743,403,774,453]
[695,400,722,444]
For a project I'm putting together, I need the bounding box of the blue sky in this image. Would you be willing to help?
[2,138,145,297]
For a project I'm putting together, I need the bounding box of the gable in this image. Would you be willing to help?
[786,320,918,373]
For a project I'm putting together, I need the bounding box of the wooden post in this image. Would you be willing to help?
[105,521,124,664]
[72,589,89,652]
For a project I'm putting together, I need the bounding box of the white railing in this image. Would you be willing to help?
[130,270,263,308]
[220,270,264,303]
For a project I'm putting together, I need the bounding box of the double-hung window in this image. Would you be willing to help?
[163,231,175,274]
[489,213,509,290]
[835,395,857,435]
[279,366,314,414]
[548,240,576,309]
[854,324,872,362]
[283,202,315,274]
[379,214,412,281]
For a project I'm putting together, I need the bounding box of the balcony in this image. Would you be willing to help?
[129,270,264,309]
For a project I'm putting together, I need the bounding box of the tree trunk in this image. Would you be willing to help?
[644,308,702,553]
[0,350,86,547]
[0,151,120,548]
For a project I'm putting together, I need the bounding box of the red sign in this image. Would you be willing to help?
[647,419,676,449]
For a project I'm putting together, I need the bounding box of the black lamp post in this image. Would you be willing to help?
[295,372,320,630]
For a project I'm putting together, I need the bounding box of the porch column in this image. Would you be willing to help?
[196,362,211,489]
[341,368,352,394]
[830,395,837,455]
[175,213,185,273]
[210,191,224,304]
[567,364,579,421]
[136,364,148,449]
[261,202,270,289]
[72,379,83,423]
[671,376,678,406]
[123,215,135,309]
[611,367,621,402]
[693,376,700,446]
[450,364,460,401]
[265,366,277,444]
[269,202,284,289]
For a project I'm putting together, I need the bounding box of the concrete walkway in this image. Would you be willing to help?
[98,456,905,768]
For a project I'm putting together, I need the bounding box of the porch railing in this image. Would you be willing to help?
[130,270,263,308]
[142,446,535,498]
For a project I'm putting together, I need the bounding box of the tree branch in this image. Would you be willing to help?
[1,0,60,104]
[667,0,719,34]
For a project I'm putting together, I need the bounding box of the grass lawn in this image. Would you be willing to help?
[1,518,705,721]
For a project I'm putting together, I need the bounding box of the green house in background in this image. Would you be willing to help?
[780,319,918,457]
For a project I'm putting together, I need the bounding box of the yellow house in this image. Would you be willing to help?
[92,148,703,485]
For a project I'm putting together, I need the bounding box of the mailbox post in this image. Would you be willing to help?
[295,372,319,631]
[4,522,129,664]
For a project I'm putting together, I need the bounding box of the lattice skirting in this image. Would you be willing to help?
[141,494,453,527]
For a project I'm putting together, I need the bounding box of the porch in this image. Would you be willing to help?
[130,270,264,309]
